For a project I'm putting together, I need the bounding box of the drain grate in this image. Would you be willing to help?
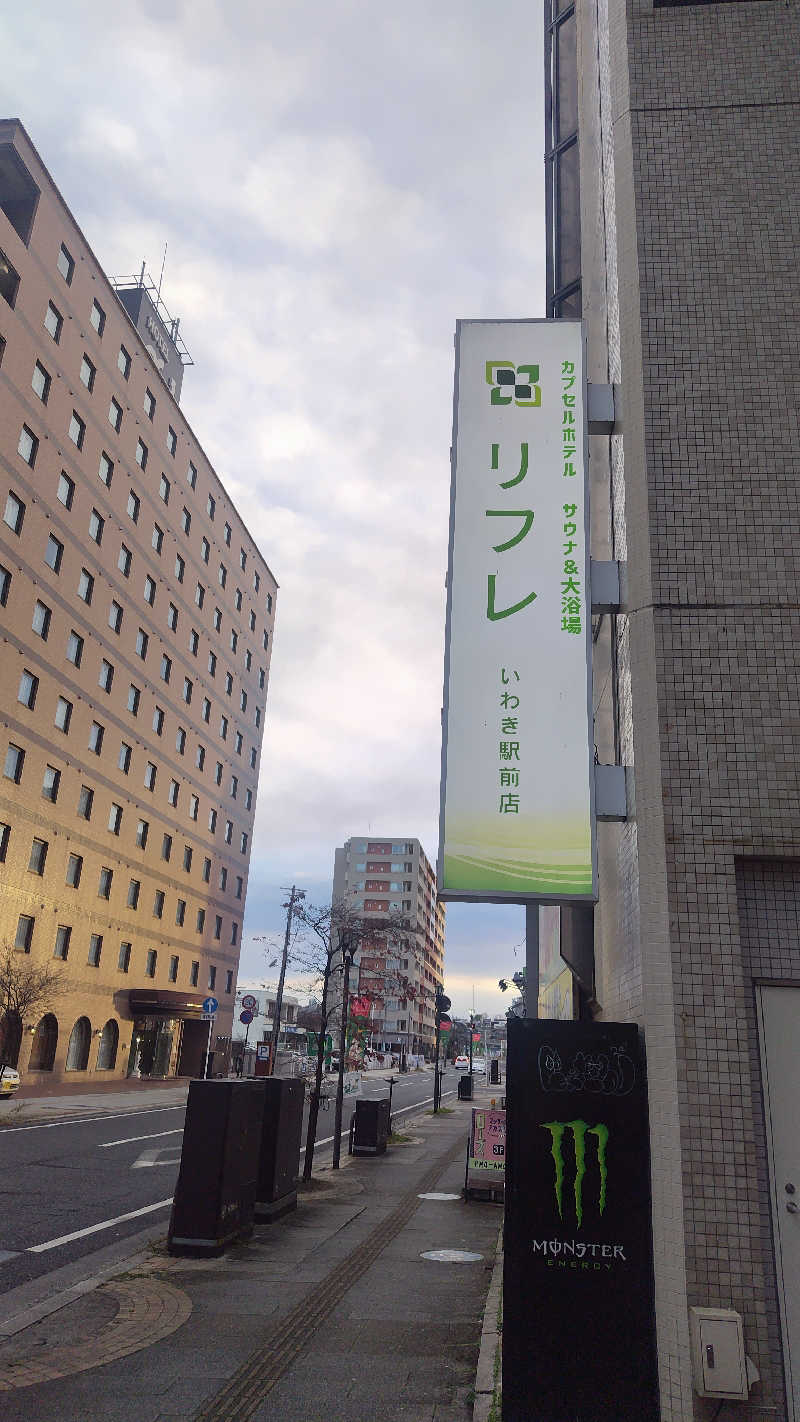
[192,1133,465,1422]
[420,1249,484,1262]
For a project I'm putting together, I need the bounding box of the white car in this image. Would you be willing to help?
[454,1055,470,1073]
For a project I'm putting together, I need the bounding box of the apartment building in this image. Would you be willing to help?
[332,836,445,1058]
[0,119,277,1084]
[545,3,800,1417]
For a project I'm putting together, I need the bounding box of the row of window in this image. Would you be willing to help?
[12,429,272,642]
[3,641,256,795]
[14,901,232,991]
[0,822,243,923]
[12,832,240,939]
[10,652,257,771]
[3,480,272,691]
[4,729,250,852]
[42,269,271,611]
[23,593,259,784]
[3,510,263,750]
[1,810,242,892]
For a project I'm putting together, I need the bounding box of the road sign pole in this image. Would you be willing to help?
[205,1016,213,1079]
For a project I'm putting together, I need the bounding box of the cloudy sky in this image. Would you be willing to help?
[3,1,544,1016]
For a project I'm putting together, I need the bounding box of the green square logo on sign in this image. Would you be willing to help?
[438,319,596,902]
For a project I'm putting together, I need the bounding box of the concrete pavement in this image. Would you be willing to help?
[0,1082,504,1421]
[1,1079,190,1122]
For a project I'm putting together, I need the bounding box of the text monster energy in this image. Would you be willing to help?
[541,1119,609,1227]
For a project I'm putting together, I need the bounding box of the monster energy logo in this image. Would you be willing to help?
[541,1119,609,1227]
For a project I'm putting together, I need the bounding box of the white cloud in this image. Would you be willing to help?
[3,0,545,998]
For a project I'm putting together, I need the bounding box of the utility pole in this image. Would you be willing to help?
[269,885,305,1075]
[469,1011,475,1077]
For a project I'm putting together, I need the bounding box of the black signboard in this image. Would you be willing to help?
[503,1018,658,1422]
[255,1077,304,1219]
[168,1079,264,1255]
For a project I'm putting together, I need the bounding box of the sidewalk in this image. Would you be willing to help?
[0,1084,504,1421]
[2,1079,189,1122]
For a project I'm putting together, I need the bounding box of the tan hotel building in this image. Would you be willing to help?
[0,119,276,1084]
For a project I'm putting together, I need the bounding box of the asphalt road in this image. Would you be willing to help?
[0,1068,456,1297]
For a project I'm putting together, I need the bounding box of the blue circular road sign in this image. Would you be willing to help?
[202,996,219,1015]
[239,1009,254,1025]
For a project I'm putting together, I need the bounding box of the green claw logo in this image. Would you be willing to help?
[541,1119,609,1227]
[485,360,542,407]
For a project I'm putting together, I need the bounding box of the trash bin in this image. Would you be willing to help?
[458,1074,473,1101]
[350,1097,391,1155]
[255,1077,304,1221]
[168,1079,264,1256]
[490,1059,500,1085]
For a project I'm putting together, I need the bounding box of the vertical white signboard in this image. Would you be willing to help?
[438,319,596,901]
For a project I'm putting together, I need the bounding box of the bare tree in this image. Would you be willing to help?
[292,901,420,1180]
[0,949,71,1066]
[357,922,431,1065]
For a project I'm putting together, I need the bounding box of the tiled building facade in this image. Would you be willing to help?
[547,2,800,1418]
[0,119,276,1084]
[332,837,445,1057]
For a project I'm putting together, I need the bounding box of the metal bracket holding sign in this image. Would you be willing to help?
[589,558,622,613]
[586,381,618,435]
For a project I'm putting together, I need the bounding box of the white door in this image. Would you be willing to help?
[758,985,800,1421]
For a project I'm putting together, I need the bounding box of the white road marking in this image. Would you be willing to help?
[314,1089,455,1148]
[1,1104,186,1135]
[131,1146,182,1169]
[28,1198,173,1252]
[100,1128,184,1148]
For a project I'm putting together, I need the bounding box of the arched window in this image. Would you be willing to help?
[29,1013,58,1071]
[96,1019,119,1071]
[66,1016,91,1072]
[0,1010,22,1067]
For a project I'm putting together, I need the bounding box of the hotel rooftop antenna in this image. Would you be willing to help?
[112,254,193,403]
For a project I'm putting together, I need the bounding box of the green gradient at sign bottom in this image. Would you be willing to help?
[443,814,592,897]
[444,853,592,896]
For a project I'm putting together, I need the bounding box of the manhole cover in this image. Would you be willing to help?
[420,1249,484,1262]
[417,1192,461,1201]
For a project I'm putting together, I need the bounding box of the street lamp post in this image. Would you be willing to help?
[332,931,355,1170]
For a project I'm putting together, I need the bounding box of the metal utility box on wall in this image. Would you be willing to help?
[168,1079,264,1255]
[255,1077,304,1221]
[689,1307,749,1401]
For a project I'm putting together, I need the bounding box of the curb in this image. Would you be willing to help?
[0,1238,158,1339]
[0,1087,460,1339]
[473,1224,503,1422]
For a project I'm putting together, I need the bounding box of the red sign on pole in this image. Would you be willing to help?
[439,1018,452,1033]
[472,1031,481,1043]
